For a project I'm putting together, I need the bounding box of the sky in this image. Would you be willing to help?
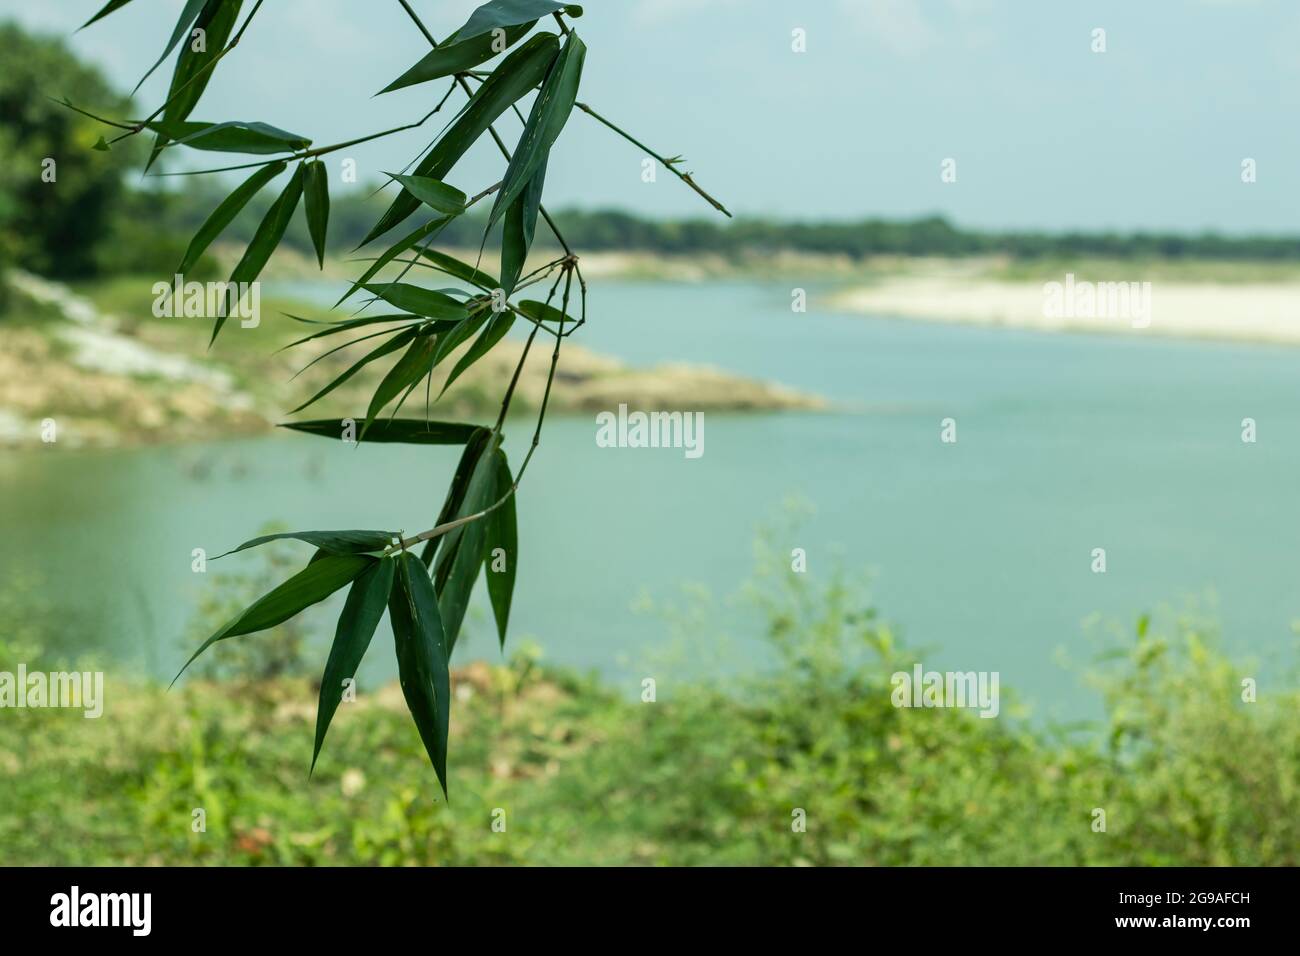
[5,0,1300,233]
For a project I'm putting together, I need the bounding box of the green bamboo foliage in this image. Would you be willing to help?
[148,0,245,169]
[78,0,729,798]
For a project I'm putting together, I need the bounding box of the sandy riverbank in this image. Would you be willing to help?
[828,270,1300,345]
[0,272,824,450]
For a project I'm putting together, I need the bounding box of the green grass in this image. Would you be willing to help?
[1,539,1296,867]
[71,274,335,365]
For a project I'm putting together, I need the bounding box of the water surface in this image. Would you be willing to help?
[4,279,1297,720]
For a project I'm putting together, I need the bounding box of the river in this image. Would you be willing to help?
[3,279,1298,721]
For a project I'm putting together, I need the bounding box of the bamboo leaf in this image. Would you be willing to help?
[213,163,305,343]
[282,418,483,445]
[417,249,498,291]
[148,119,311,155]
[304,160,330,268]
[384,173,467,215]
[453,0,582,41]
[483,449,517,648]
[360,283,469,320]
[174,552,374,685]
[421,429,494,568]
[440,310,513,398]
[177,160,285,275]
[499,156,547,297]
[361,335,439,437]
[280,313,422,351]
[80,0,136,30]
[389,553,451,798]
[379,22,535,94]
[312,557,395,772]
[361,33,559,246]
[433,433,501,651]
[291,324,424,383]
[217,530,397,559]
[149,0,245,169]
[436,516,487,655]
[337,217,453,306]
[135,0,208,93]
[289,325,419,414]
[516,298,570,325]
[485,32,585,232]
[430,304,491,369]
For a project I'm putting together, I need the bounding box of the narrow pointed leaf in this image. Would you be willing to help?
[174,552,373,685]
[281,313,422,351]
[439,310,513,398]
[134,0,207,93]
[361,334,438,437]
[291,324,422,381]
[289,325,418,414]
[149,0,244,169]
[217,530,397,559]
[435,510,487,656]
[379,22,536,93]
[485,32,585,231]
[384,173,467,215]
[389,553,451,798]
[304,161,330,268]
[453,1,582,41]
[483,449,517,648]
[177,160,285,275]
[421,429,494,567]
[431,438,496,593]
[312,557,395,771]
[360,33,559,246]
[80,0,135,30]
[500,156,546,297]
[516,298,570,325]
[282,418,483,445]
[213,163,305,343]
[148,119,311,155]
[431,302,492,368]
[433,433,501,651]
[418,249,498,291]
[338,216,452,305]
[361,283,468,320]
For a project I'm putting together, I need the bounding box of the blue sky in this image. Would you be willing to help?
[6,0,1300,232]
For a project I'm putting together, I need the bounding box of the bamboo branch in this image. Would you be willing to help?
[397,0,576,257]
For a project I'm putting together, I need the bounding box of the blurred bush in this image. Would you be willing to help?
[0,540,1295,866]
[92,190,220,281]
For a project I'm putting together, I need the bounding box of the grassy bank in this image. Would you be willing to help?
[0,270,822,448]
[1,548,1295,866]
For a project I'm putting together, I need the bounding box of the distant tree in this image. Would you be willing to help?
[0,21,138,278]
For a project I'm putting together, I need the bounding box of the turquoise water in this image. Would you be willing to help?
[3,279,1299,719]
